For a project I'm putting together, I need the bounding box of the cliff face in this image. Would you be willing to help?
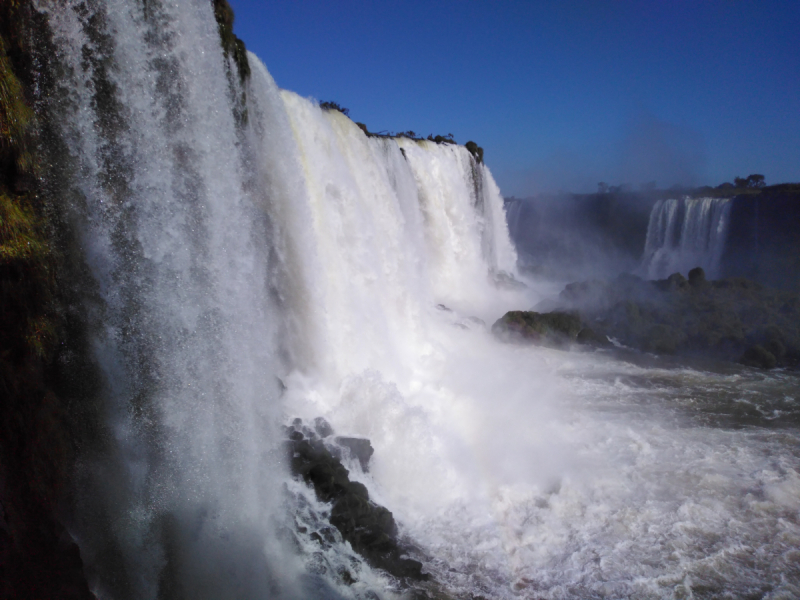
[722,191,800,291]
[508,189,799,291]
[1,0,255,594]
[1,3,97,597]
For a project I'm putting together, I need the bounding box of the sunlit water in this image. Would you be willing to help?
[34,1,800,598]
[287,306,800,599]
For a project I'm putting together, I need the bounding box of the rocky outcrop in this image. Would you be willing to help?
[285,419,427,582]
[549,269,800,368]
[492,310,608,349]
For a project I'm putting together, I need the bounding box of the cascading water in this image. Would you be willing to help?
[29,1,800,599]
[640,196,732,280]
[40,1,293,597]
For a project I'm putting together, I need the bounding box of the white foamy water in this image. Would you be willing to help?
[34,1,799,598]
[265,75,799,599]
[640,197,732,280]
[40,2,297,598]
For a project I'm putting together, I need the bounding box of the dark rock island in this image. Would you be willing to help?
[493,267,800,369]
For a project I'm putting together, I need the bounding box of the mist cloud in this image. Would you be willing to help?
[617,112,708,189]
[498,112,708,196]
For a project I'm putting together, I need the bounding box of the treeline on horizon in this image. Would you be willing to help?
[319,100,485,163]
[509,175,800,202]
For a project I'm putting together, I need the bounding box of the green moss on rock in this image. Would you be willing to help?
[465,140,484,163]
[212,0,250,82]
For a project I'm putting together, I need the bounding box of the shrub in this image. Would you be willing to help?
[319,101,350,116]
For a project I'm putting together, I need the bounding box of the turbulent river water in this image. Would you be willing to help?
[33,1,800,598]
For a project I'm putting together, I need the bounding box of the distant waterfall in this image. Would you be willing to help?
[640,197,732,279]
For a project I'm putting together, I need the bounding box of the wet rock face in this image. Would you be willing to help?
[285,420,427,582]
[334,437,374,473]
[740,344,778,369]
[492,310,608,349]
[547,269,800,369]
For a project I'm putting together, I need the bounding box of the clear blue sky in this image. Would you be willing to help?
[229,0,800,196]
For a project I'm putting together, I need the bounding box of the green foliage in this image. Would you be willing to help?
[0,27,55,361]
[1,36,36,181]
[396,130,423,140]
[0,192,47,261]
[465,140,484,163]
[319,101,350,116]
[212,0,250,82]
[734,173,766,189]
[429,133,455,144]
[1,40,32,150]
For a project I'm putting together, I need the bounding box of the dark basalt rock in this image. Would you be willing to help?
[492,310,585,348]
[688,266,707,288]
[1,6,97,596]
[544,268,800,368]
[740,345,778,369]
[334,436,374,473]
[313,416,334,438]
[653,272,688,292]
[576,326,610,347]
[286,421,427,582]
[212,0,250,82]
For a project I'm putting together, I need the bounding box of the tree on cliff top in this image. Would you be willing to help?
[734,174,766,189]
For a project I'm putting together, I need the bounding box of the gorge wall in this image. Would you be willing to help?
[1,0,517,597]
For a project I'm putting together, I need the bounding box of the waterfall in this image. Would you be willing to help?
[27,2,800,599]
[36,1,519,596]
[639,196,732,279]
[41,1,292,597]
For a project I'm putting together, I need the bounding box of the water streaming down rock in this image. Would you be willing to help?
[640,196,732,280]
[40,2,292,597]
[27,2,800,599]
[35,1,521,596]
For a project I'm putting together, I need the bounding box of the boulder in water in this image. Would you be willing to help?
[286,422,427,581]
[492,311,584,348]
[547,270,800,366]
[740,345,778,369]
[688,266,707,288]
[334,436,374,472]
[576,326,611,347]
